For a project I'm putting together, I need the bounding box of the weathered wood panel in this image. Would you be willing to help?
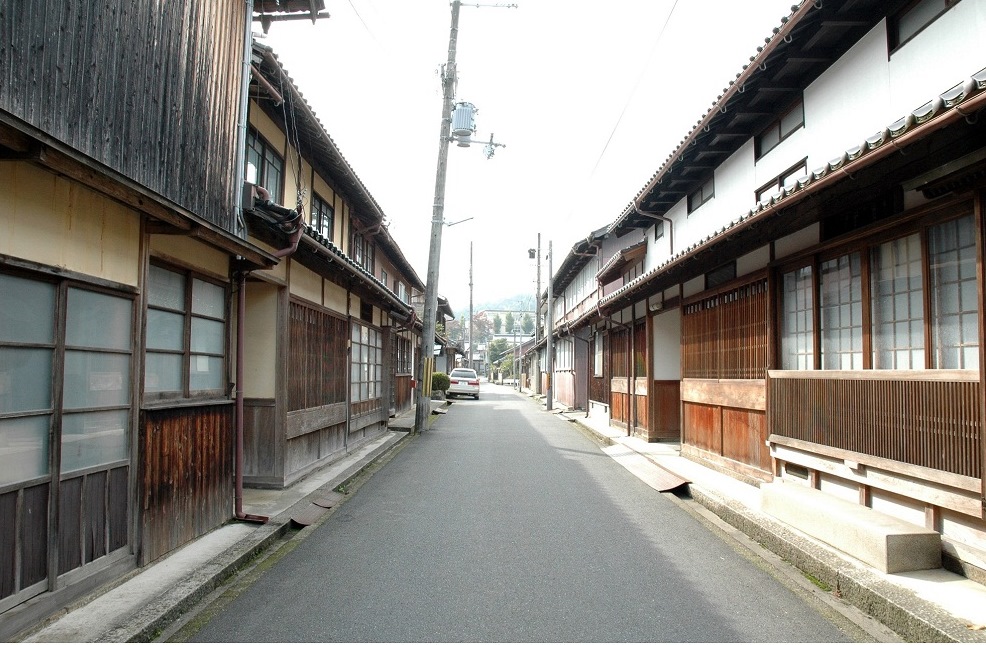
[683,402,721,454]
[769,370,981,478]
[0,1,246,231]
[722,408,769,472]
[244,398,278,482]
[0,483,49,603]
[288,302,348,411]
[589,333,610,405]
[681,379,767,410]
[394,375,412,413]
[141,405,233,564]
[651,380,681,441]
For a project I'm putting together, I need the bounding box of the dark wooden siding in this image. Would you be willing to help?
[288,301,348,411]
[589,333,610,405]
[0,1,245,231]
[140,405,233,564]
[0,483,48,604]
[770,371,980,478]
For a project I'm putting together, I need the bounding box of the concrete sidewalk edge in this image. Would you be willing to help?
[103,429,416,643]
[562,407,984,643]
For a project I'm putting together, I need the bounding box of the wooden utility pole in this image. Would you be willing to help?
[414,1,461,433]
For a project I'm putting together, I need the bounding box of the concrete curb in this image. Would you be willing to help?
[102,430,416,643]
[564,410,986,643]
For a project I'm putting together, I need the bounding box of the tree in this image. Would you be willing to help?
[487,338,510,365]
[505,312,515,333]
[521,313,533,334]
[493,314,502,334]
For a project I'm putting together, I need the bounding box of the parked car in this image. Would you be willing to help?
[448,368,480,399]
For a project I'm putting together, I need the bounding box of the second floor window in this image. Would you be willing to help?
[312,194,334,241]
[351,232,375,274]
[756,159,808,204]
[890,0,961,51]
[246,128,284,203]
[756,99,804,160]
[687,177,715,214]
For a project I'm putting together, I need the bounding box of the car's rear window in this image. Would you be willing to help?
[450,369,476,378]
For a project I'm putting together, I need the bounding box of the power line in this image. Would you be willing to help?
[583,0,681,184]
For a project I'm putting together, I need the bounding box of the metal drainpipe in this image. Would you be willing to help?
[633,199,674,256]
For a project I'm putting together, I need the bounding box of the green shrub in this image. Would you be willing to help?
[432,372,450,392]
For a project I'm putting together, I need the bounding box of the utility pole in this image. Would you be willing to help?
[414,1,515,433]
[546,240,553,411]
[414,1,461,434]
[469,241,474,373]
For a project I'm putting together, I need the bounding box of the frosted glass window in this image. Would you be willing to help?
[0,416,50,485]
[192,279,225,318]
[930,215,978,369]
[146,309,184,351]
[0,274,55,343]
[780,267,814,370]
[66,289,132,350]
[148,265,185,310]
[145,353,182,393]
[60,409,128,473]
[146,266,227,397]
[871,234,924,369]
[189,355,223,392]
[819,254,863,370]
[63,351,131,409]
[190,318,224,354]
[0,347,52,413]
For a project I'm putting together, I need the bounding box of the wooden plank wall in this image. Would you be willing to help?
[0,1,245,231]
[0,483,49,605]
[770,372,981,478]
[288,302,348,411]
[140,405,233,565]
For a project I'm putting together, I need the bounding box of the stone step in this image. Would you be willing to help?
[761,481,941,574]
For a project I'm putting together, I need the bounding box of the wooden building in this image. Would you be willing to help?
[0,1,300,635]
[240,43,425,489]
[547,0,986,578]
[0,1,431,636]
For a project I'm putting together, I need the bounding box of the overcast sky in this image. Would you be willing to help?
[263,0,797,314]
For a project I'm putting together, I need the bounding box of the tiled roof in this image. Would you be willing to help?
[252,42,424,289]
[598,66,986,313]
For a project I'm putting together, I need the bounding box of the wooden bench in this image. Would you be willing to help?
[761,481,941,573]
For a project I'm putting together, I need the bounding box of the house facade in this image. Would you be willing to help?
[545,0,986,578]
[240,43,425,489]
[0,3,431,636]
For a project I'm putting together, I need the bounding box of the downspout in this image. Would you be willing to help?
[233,0,269,524]
[633,199,674,256]
[345,287,352,451]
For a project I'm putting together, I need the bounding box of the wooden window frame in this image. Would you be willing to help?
[775,196,977,372]
[246,127,285,203]
[889,0,961,53]
[756,158,808,204]
[312,193,334,241]
[687,177,715,214]
[755,99,804,160]
[144,262,228,403]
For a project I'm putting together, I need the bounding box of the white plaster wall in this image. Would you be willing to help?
[652,308,681,379]
[888,0,986,115]
[801,24,890,171]
[737,245,770,277]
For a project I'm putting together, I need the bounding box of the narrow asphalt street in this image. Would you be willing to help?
[183,385,860,642]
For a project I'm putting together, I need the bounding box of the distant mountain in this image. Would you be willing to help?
[474,294,537,313]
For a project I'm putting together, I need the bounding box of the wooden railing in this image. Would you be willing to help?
[768,370,981,478]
